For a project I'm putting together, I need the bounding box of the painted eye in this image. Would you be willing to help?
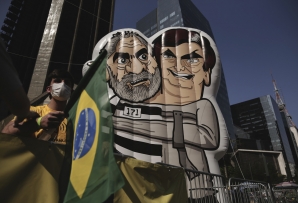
[163,55,175,59]
[138,53,148,61]
[117,57,128,64]
[188,59,199,63]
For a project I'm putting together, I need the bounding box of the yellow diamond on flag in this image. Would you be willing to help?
[70,90,100,198]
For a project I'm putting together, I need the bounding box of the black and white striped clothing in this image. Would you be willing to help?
[108,88,219,173]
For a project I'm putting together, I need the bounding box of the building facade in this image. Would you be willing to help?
[280,112,298,169]
[231,95,296,179]
[136,0,235,143]
[0,0,115,119]
[231,149,287,183]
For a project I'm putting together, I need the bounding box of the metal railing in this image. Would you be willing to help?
[185,168,229,203]
[228,178,274,203]
[272,188,298,203]
[117,155,291,203]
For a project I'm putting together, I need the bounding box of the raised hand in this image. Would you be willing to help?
[14,111,40,126]
[39,111,65,129]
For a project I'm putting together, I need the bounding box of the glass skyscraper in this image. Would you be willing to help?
[231,95,296,178]
[280,112,298,167]
[0,0,115,119]
[136,0,235,143]
[1,0,115,90]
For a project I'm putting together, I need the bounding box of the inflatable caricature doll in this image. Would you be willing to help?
[83,28,229,200]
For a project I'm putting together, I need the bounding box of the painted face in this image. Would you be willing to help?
[107,36,160,102]
[160,42,210,104]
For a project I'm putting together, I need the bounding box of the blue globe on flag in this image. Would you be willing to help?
[73,108,96,160]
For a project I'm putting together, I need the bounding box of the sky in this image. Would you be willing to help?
[112,0,298,125]
[0,0,297,124]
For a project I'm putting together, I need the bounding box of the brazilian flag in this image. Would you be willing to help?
[63,50,124,202]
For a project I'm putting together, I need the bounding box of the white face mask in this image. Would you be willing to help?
[51,82,71,101]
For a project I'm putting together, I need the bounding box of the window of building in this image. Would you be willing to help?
[160,16,168,24]
[144,29,150,34]
[151,24,157,30]
[170,20,180,27]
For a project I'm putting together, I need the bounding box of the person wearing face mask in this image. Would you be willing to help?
[2,69,74,144]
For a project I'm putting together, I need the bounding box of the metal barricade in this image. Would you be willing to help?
[228,178,274,203]
[117,157,278,203]
[272,188,298,203]
[184,168,230,203]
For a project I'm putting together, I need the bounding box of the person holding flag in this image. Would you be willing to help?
[2,69,74,144]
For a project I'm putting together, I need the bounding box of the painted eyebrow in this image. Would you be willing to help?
[135,48,147,59]
[162,49,176,58]
[113,52,130,62]
[181,53,191,60]
[181,50,203,60]
[189,50,203,59]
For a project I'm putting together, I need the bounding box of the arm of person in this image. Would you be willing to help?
[2,86,31,119]
[1,111,65,136]
[1,118,40,136]
[196,99,219,149]
[0,38,31,118]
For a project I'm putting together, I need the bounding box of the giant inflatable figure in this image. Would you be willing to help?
[83,27,229,189]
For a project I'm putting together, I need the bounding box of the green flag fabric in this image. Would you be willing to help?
[114,155,188,203]
[0,133,65,203]
[63,50,124,203]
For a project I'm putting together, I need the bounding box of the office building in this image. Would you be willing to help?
[136,0,235,143]
[230,149,287,183]
[136,0,214,39]
[280,112,298,168]
[272,79,298,171]
[0,0,115,119]
[231,95,296,179]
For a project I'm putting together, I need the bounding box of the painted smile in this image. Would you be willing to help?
[168,69,194,80]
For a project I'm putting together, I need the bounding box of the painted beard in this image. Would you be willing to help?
[108,67,161,102]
